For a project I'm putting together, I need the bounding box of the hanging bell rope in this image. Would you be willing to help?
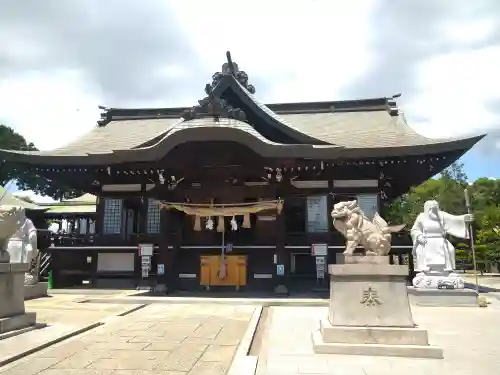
[160,199,283,217]
[193,216,202,231]
[216,216,225,233]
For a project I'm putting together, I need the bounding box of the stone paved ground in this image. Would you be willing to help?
[463,274,500,290]
[0,294,143,365]
[0,303,255,375]
[256,300,500,375]
[24,294,138,326]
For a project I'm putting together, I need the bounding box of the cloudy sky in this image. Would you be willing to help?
[1,0,499,201]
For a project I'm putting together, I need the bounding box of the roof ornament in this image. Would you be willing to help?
[97,105,111,126]
[387,93,401,116]
[224,51,256,94]
[180,52,251,123]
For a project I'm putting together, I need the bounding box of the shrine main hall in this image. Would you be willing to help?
[0,52,483,293]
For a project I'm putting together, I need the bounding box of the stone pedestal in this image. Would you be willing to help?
[412,271,465,289]
[24,282,49,300]
[0,262,37,335]
[407,286,477,307]
[312,255,443,358]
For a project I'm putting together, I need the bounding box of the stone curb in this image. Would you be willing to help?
[84,297,329,307]
[0,321,103,368]
[116,303,148,316]
[227,306,263,375]
[0,303,146,368]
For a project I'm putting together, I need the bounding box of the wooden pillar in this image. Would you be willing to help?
[327,174,334,264]
[159,206,179,293]
[274,206,289,295]
[96,196,104,236]
[138,187,148,239]
[136,187,149,287]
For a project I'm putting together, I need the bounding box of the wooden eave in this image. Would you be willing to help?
[0,132,485,166]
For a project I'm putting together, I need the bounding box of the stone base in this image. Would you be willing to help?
[24,282,48,300]
[152,284,167,295]
[412,272,465,289]
[313,318,443,358]
[313,255,443,359]
[0,263,29,318]
[407,286,478,307]
[0,312,36,334]
[274,284,289,295]
[319,317,430,345]
[312,330,443,359]
[328,255,415,327]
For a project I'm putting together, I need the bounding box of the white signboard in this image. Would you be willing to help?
[311,243,328,256]
[315,256,325,265]
[316,256,326,279]
[141,267,149,278]
[357,194,379,220]
[276,264,285,276]
[139,243,154,256]
[157,264,165,275]
[307,196,328,232]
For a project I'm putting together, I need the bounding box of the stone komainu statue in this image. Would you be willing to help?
[331,200,405,256]
[0,205,39,284]
[0,205,24,263]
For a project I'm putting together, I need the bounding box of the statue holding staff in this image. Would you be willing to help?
[411,200,473,289]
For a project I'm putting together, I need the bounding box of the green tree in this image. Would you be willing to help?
[385,162,469,226]
[387,163,500,270]
[0,124,82,199]
[470,177,500,210]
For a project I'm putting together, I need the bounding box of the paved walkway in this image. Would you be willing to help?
[24,294,139,326]
[255,301,500,375]
[462,274,500,291]
[0,294,144,366]
[1,303,255,375]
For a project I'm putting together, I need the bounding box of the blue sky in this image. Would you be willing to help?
[459,147,500,181]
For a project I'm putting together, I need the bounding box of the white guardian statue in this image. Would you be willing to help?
[411,200,473,289]
[0,205,39,284]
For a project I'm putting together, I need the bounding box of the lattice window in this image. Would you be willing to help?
[306,195,328,233]
[102,198,123,234]
[147,199,161,233]
[357,194,379,219]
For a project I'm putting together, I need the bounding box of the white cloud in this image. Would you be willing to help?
[1,0,499,164]
[169,0,376,103]
[0,69,102,151]
[440,17,497,45]
[404,46,500,141]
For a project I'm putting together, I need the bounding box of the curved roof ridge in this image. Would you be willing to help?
[397,110,487,144]
[228,77,333,145]
[129,118,285,151]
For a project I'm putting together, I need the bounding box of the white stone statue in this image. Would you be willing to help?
[0,205,25,263]
[411,200,473,289]
[331,200,405,256]
[0,205,39,284]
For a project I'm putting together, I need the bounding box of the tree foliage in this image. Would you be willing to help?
[385,162,500,266]
[0,124,82,200]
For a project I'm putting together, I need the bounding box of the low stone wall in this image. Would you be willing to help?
[407,286,478,307]
[24,282,48,300]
